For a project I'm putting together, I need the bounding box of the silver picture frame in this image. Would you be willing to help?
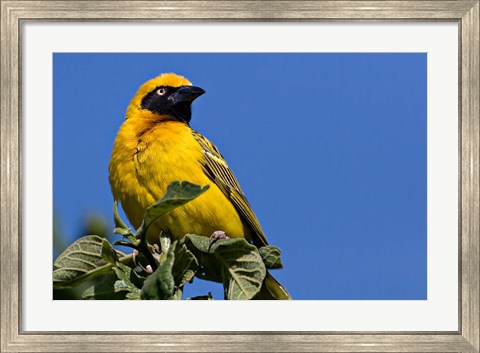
[1,1,478,352]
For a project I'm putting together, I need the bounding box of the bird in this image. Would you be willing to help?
[109,73,291,300]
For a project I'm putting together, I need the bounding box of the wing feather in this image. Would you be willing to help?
[193,130,268,247]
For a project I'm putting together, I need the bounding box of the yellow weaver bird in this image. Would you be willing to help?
[109,73,291,300]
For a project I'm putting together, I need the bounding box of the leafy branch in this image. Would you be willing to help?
[53,181,284,300]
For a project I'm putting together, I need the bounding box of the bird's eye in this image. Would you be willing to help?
[156,88,167,96]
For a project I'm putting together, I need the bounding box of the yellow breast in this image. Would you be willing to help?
[109,118,246,242]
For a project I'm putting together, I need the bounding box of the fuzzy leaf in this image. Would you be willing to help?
[141,181,209,232]
[53,235,129,289]
[113,200,129,230]
[181,234,223,283]
[141,242,176,300]
[172,289,183,300]
[101,238,119,265]
[113,262,143,295]
[82,275,126,300]
[182,234,266,300]
[172,244,198,288]
[113,227,135,237]
[210,238,266,300]
[53,235,114,288]
[126,291,142,300]
[258,246,283,269]
[183,233,211,252]
[160,233,172,257]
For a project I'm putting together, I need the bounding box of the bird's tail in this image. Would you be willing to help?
[254,272,292,300]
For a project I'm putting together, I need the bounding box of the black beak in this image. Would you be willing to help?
[168,86,205,105]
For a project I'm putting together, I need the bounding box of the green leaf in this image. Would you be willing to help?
[53,235,115,288]
[181,234,223,283]
[258,246,283,269]
[173,288,183,300]
[210,238,266,300]
[82,275,126,300]
[138,240,198,300]
[114,278,142,300]
[114,279,141,299]
[159,232,172,258]
[110,262,143,300]
[101,238,119,265]
[113,227,135,237]
[141,181,209,233]
[113,200,129,230]
[53,235,131,289]
[113,201,136,241]
[172,244,198,288]
[181,234,266,300]
[126,291,142,300]
[183,233,211,252]
[141,242,176,300]
[113,263,143,294]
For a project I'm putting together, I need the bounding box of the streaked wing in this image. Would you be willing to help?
[192,130,268,247]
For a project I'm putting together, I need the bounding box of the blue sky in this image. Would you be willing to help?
[53,53,427,300]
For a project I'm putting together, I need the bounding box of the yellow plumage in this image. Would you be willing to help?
[109,73,290,299]
[109,118,246,240]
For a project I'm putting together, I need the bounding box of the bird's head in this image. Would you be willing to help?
[126,73,205,124]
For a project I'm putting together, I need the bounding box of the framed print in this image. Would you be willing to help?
[1,1,479,352]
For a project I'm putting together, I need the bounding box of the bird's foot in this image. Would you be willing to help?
[210,230,230,242]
